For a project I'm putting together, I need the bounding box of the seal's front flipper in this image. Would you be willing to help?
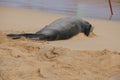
[7,34,22,39]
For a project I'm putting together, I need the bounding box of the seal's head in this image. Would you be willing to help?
[82,21,94,36]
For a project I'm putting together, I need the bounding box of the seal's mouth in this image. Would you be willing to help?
[90,26,94,32]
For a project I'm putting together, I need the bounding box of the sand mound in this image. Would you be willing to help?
[71,32,96,40]
[0,34,120,80]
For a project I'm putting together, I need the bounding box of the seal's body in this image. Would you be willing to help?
[7,17,92,41]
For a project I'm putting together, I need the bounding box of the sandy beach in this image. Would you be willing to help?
[0,6,120,80]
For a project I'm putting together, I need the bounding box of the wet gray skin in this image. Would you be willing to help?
[7,17,93,41]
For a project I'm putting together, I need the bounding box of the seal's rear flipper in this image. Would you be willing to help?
[7,33,46,40]
[22,34,46,40]
[7,34,22,39]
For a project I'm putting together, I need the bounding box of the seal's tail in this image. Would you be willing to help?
[7,33,45,40]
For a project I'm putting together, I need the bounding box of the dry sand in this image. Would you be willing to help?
[0,6,120,80]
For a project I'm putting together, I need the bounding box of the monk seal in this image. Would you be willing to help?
[7,17,93,41]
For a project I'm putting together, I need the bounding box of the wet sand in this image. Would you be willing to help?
[0,5,120,80]
[0,0,120,20]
